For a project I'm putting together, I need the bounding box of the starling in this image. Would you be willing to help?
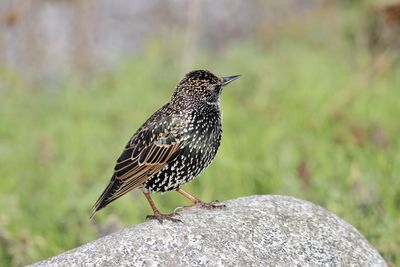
[90,70,240,222]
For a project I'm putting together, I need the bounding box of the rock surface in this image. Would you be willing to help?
[31,195,386,267]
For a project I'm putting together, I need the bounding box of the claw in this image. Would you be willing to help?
[175,189,226,211]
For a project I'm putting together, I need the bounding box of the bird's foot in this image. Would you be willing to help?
[146,211,182,223]
[175,200,226,212]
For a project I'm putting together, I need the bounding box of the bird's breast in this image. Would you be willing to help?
[181,109,222,161]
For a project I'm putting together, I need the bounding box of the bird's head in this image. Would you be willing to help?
[172,70,240,105]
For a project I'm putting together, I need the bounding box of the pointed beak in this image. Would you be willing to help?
[222,75,240,86]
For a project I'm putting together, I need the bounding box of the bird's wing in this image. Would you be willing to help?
[97,116,184,206]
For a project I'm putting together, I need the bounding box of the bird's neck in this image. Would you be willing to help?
[171,96,220,113]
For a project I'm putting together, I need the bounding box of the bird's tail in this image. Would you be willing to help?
[90,175,123,219]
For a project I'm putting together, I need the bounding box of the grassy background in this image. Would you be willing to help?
[1,3,400,266]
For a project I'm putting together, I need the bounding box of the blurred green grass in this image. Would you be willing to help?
[1,12,400,267]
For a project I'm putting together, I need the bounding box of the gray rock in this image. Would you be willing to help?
[31,195,386,267]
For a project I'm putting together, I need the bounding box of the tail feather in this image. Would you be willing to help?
[90,175,124,219]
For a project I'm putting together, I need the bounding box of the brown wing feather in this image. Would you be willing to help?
[90,116,184,217]
[108,140,182,201]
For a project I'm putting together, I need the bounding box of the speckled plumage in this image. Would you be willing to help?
[91,70,239,221]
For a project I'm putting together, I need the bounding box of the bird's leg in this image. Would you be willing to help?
[175,188,226,210]
[143,191,181,223]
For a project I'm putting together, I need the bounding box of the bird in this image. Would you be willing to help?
[90,70,240,222]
